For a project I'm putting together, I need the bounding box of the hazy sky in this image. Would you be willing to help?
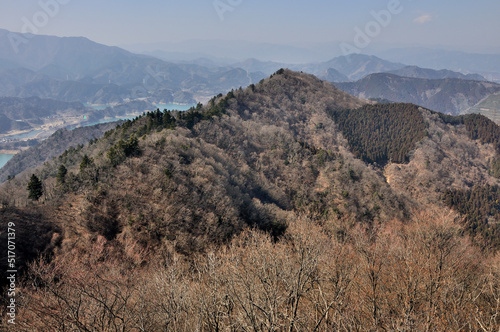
[1,0,499,53]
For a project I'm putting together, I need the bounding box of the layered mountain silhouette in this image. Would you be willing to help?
[335,73,500,115]
[1,29,499,123]
[386,65,486,81]
[0,29,267,103]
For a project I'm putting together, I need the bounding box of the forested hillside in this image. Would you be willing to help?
[1,70,500,330]
[328,103,427,164]
[0,121,122,183]
[444,185,500,248]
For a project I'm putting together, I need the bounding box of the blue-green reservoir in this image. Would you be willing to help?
[0,154,14,170]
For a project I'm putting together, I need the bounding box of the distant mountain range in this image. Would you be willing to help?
[230,54,405,81]
[125,39,500,78]
[298,54,406,81]
[375,47,500,80]
[335,73,500,115]
[0,29,268,104]
[127,39,500,81]
[1,29,500,122]
[124,39,342,64]
[386,66,486,81]
[229,55,488,83]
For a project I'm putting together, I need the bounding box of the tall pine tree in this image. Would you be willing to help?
[27,174,43,201]
[56,165,67,184]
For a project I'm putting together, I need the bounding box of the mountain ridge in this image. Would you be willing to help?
[0,29,268,104]
[2,29,499,125]
[3,70,500,243]
[335,73,500,115]
[1,70,500,330]
[386,65,487,81]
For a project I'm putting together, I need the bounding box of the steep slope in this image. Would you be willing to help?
[384,110,500,246]
[336,73,500,115]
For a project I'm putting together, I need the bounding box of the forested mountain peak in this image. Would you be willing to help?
[1,70,500,330]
